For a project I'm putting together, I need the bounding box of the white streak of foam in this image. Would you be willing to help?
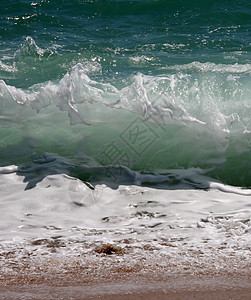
[163,61,251,74]
[0,60,17,73]
[0,165,18,174]
[210,182,251,196]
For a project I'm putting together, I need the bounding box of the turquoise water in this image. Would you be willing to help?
[0,0,250,187]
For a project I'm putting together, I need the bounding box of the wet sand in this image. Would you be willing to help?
[1,274,250,300]
[0,251,250,300]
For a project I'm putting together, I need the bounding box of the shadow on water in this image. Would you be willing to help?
[16,152,211,191]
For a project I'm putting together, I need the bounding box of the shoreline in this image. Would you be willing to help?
[1,248,250,300]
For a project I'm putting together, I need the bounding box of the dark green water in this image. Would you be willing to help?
[0,0,250,187]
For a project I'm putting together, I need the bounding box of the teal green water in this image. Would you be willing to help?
[0,0,250,187]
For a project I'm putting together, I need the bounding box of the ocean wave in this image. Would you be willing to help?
[0,62,250,187]
[14,36,56,60]
[1,62,250,132]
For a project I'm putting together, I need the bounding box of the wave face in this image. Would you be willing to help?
[0,0,250,187]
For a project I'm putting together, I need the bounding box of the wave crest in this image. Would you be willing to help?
[1,61,250,133]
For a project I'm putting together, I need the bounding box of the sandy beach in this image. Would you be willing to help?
[1,243,250,300]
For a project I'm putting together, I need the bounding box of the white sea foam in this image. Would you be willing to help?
[0,60,17,73]
[0,169,250,264]
[164,61,251,74]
